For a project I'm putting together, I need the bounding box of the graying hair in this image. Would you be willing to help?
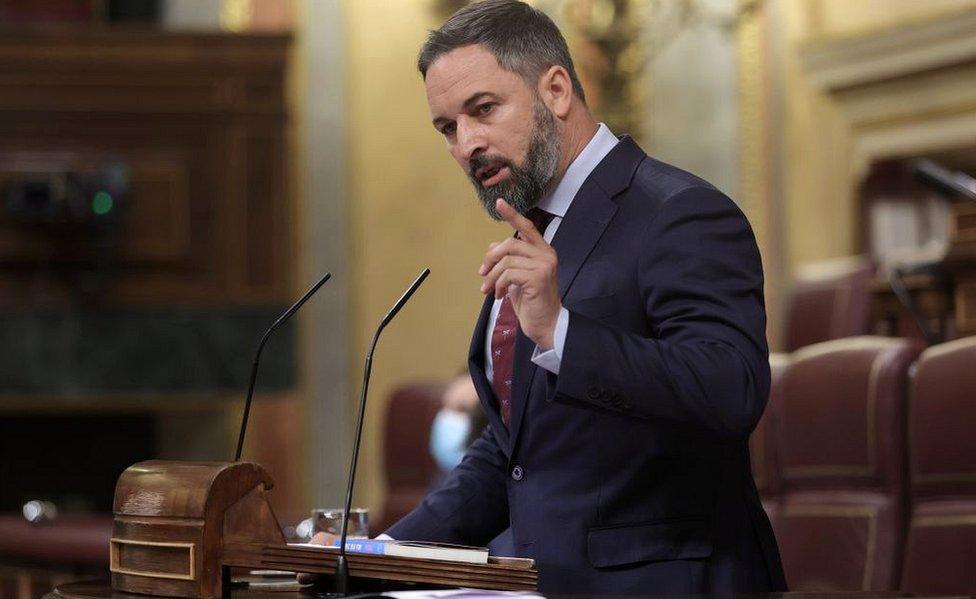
[418,0,587,104]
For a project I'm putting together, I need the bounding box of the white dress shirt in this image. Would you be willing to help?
[484,123,619,381]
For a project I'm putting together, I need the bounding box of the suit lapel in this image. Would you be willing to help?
[553,136,643,300]
[507,136,644,448]
[468,292,510,453]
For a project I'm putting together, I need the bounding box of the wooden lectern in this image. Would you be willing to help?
[107,460,537,598]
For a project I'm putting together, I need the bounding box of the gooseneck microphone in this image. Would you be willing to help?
[335,268,430,595]
[234,271,333,462]
[911,158,976,201]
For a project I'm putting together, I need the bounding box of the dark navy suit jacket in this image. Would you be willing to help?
[388,137,787,594]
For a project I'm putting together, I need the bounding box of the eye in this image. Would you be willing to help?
[441,122,456,136]
[477,102,495,115]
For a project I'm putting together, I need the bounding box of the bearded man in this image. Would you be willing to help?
[381,0,786,593]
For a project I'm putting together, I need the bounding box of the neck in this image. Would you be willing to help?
[551,117,599,191]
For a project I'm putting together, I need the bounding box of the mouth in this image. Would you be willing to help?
[475,164,510,188]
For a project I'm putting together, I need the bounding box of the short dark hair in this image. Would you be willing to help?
[418,0,587,104]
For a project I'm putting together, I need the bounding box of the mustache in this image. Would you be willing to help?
[468,154,514,184]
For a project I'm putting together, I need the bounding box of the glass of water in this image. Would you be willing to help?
[311,508,369,540]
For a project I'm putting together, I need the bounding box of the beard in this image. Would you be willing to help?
[467,100,561,221]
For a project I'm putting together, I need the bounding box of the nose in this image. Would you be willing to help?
[455,116,487,162]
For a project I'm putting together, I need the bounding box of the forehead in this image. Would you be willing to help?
[424,45,526,113]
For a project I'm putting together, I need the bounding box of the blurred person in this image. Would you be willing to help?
[429,373,484,476]
[316,0,784,594]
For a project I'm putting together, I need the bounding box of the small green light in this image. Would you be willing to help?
[92,191,113,215]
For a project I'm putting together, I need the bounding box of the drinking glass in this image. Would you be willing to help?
[311,507,369,540]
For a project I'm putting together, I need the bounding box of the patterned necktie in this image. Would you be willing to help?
[491,208,555,428]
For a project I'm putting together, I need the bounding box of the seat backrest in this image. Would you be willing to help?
[378,381,445,531]
[783,257,875,352]
[902,337,976,595]
[774,337,922,591]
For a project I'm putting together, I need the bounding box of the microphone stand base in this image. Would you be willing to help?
[334,554,350,596]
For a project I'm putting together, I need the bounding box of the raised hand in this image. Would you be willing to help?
[479,199,561,349]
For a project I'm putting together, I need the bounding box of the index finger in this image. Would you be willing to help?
[496,199,544,244]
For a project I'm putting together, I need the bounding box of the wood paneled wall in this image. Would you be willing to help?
[0,29,291,308]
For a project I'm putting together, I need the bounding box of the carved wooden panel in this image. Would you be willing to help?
[0,29,291,308]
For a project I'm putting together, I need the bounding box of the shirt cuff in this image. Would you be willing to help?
[531,307,569,375]
[375,533,394,541]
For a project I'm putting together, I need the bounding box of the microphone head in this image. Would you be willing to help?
[381,268,430,327]
[235,270,333,461]
[911,159,976,199]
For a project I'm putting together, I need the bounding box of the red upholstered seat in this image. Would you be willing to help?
[377,381,446,533]
[783,257,874,352]
[902,337,976,596]
[774,337,922,591]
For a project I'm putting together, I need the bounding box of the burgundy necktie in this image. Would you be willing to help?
[491,208,555,428]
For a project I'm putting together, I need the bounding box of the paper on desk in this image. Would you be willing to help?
[382,591,541,599]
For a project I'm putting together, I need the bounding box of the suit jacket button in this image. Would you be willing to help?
[511,465,524,481]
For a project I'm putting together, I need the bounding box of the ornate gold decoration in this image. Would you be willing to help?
[558,0,647,138]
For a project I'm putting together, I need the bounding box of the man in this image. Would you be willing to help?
[386,0,783,593]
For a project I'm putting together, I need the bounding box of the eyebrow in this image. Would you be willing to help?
[431,91,500,129]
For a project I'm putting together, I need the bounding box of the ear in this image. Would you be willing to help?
[537,65,574,119]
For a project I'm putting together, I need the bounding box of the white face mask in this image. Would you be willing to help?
[429,409,472,472]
